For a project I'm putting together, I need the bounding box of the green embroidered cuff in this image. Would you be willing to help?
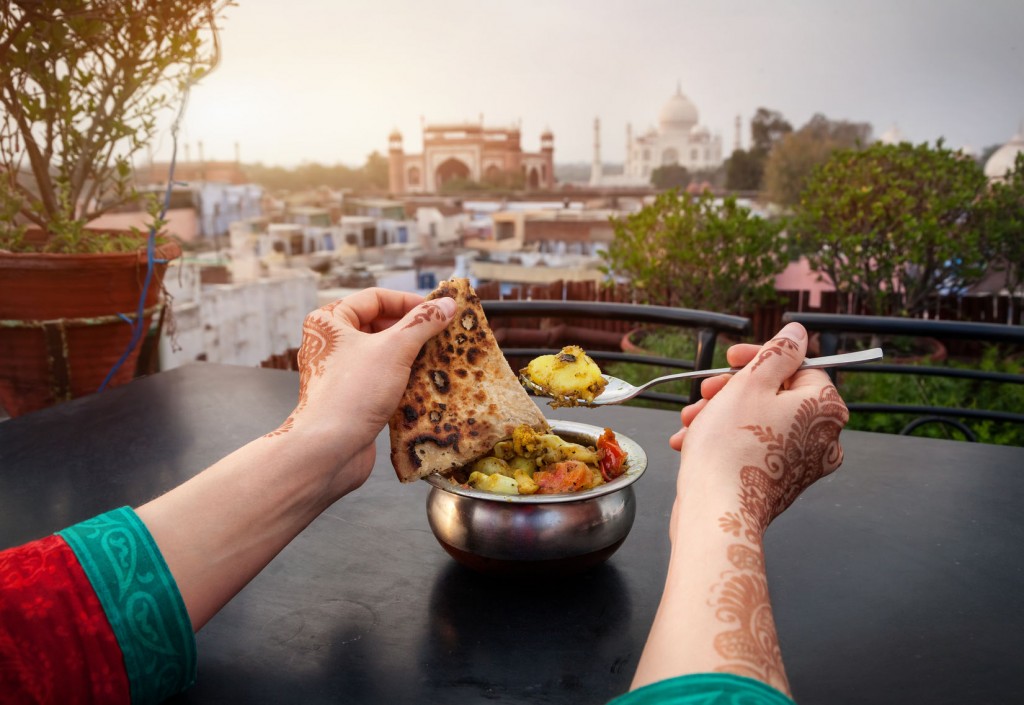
[59,506,196,705]
[607,672,797,705]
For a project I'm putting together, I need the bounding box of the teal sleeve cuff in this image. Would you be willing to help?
[58,506,197,705]
[607,673,797,705]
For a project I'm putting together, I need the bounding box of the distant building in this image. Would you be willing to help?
[128,158,261,239]
[464,207,615,286]
[984,121,1024,181]
[388,120,555,194]
[591,84,724,187]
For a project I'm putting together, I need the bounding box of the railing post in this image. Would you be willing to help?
[692,327,717,404]
[818,330,840,383]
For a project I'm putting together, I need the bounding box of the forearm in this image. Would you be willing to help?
[136,425,359,631]
[631,477,790,695]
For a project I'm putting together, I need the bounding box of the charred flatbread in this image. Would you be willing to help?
[389,278,549,483]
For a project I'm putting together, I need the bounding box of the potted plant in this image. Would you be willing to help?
[0,0,227,416]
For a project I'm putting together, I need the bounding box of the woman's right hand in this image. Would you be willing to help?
[669,322,849,536]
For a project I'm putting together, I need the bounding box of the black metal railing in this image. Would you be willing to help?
[483,300,751,405]
[781,312,1024,441]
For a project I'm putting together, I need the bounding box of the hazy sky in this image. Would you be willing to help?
[154,0,1024,167]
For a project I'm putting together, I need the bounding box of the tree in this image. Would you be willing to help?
[763,114,872,207]
[360,150,389,190]
[724,108,792,192]
[650,164,690,190]
[791,141,990,316]
[0,0,227,252]
[600,190,786,314]
[243,155,389,192]
[980,152,1024,321]
[724,149,763,191]
[750,108,793,153]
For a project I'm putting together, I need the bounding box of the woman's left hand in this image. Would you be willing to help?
[269,288,456,495]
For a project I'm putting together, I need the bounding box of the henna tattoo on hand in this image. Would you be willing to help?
[709,385,848,691]
[265,316,340,437]
[711,545,789,691]
[320,300,345,315]
[403,302,447,329]
[750,337,801,373]
[265,416,295,438]
[718,512,743,537]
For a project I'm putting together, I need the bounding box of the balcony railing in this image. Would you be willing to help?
[781,312,1024,441]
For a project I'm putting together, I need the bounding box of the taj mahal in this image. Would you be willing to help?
[591,84,724,187]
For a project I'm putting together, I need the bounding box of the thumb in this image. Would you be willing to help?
[741,322,808,390]
[387,297,457,358]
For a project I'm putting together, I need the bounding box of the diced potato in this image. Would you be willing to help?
[521,345,607,405]
[467,471,520,494]
[491,440,516,460]
[513,469,539,495]
[534,433,600,466]
[508,456,536,476]
[468,456,513,477]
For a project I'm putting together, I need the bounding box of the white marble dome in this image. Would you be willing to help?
[879,124,905,145]
[658,85,699,134]
[985,124,1024,180]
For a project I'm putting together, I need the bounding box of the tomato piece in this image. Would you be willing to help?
[597,427,626,482]
[534,460,594,494]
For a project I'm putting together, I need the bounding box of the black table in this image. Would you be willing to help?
[2,363,1022,705]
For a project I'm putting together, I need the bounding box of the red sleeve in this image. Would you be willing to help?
[0,534,130,705]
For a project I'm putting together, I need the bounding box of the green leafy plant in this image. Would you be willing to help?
[790,141,989,316]
[0,0,228,253]
[601,189,787,314]
[838,346,1024,446]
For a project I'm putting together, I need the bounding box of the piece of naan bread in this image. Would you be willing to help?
[388,278,549,482]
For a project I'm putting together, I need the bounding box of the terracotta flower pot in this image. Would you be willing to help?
[0,237,182,417]
[621,328,654,355]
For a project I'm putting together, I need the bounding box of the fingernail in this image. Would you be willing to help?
[778,322,806,341]
[435,297,457,319]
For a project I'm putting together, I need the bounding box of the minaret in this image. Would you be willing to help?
[590,117,603,186]
[625,123,633,177]
[540,127,554,190]
[734,115,742,153]
[388,128,404,194]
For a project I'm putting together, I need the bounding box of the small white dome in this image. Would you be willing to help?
[984,124,1024,180]
[658,84,699,134]
[879,124,905,145]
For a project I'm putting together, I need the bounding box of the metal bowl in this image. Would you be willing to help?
[424,421,648,575]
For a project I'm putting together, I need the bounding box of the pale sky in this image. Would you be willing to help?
[152,0,1024,168]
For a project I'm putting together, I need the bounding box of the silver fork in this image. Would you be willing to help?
[522,348,884,406]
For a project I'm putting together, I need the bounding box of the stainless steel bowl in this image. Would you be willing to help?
[424,421,648,575]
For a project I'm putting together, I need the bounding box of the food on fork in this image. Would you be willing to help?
[388,278,549,483]
[520,345,607,407]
